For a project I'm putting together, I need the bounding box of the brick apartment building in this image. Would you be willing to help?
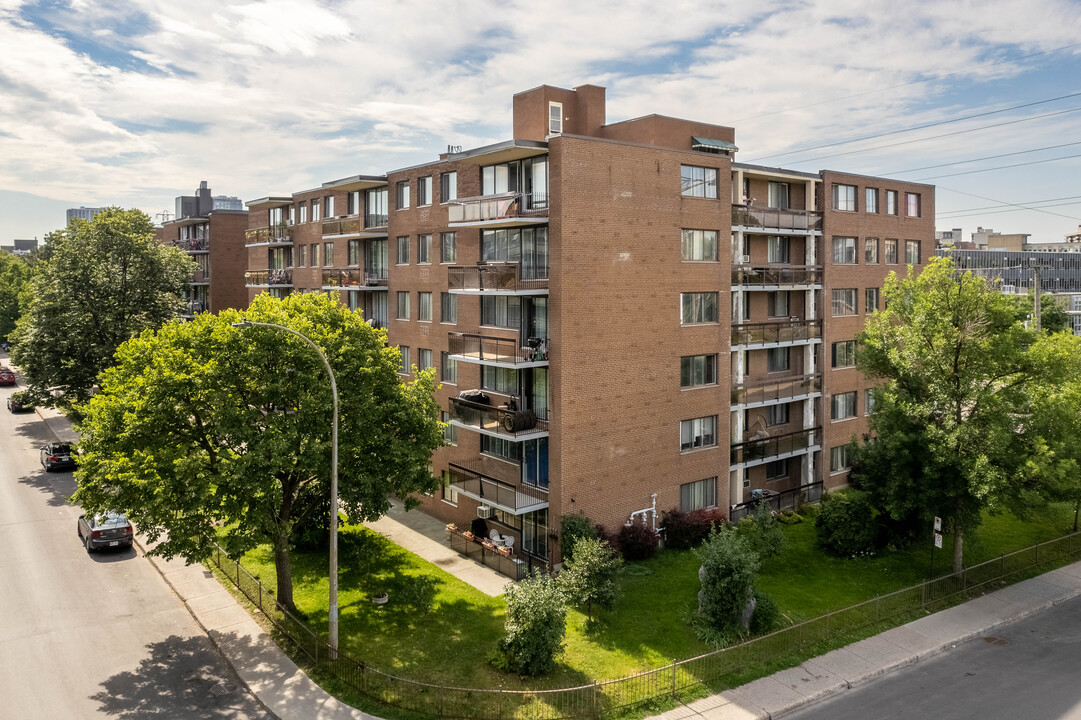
[243,84,935,575]
[160,181,249,316]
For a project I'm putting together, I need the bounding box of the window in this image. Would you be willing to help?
[866,188,878,213]
[765,459,789,480]
[831,288,857,316]
[396,235,409,264]
[441,292,457,324]
[299,203,307,223]
[865,389,877,415]
[296,244,306,267]
[832,340,856,368]
[680,477,717,512]
[832,184,857,211]
[865,238,879,264]
[440,172,457,203]
[441,469,458,500]
[681,229,718,261]
[905,240,921,265]
[831,391,857,420]
[832,236,857,264]
[417,176,432,206]
[396,291,410,320]
[906,192,921,217]
[884,239,899,264]
[441,352,458,385]
[768,291,789,317]
[886,190,898,215]
[323,242,334,267]
[865,287,880,312]
[680,354,717,388]
[681,292,719,324]
[680,416,717,451]
[311,199,320,222]
[481,295,520,328]
[310,243,320,267]
[365,187,388,226]
[347,191,359,216]
[549,101,563,133]
[324,195,334,218]
[288,205,295,225]
[767,347,790,372]
[417,348,432,370]
[481,366,518,395]
[767,236,790,264]
[348,239,360,266]
[830,445,851,473]
[396,181,410,210]
[767,403,789,426]
[398,345,410,374]
[418,292,432,322]
[417,234,431,264]
[768,181,790,209]
[680,165,718,198]
[440,232,456,263]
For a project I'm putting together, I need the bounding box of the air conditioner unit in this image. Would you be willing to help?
[477,505,493,519]
[741,255,751,264]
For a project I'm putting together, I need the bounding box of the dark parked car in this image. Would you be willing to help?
[7,391,33,413]
[77,512,134,552]
[41,442,76,471]
[0,367,15,386]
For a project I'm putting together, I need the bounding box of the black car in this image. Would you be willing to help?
[40,442,76,471]
[7,391,34,413]
[77,512,134,552]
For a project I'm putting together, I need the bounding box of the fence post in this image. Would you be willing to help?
[236,557,240,588]
[258,582,262,613]
[671,664,677,697]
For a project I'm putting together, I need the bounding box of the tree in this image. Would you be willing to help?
[559,538,622,622]
[72,293,445,611]
[10,208,194,408]
[1013,291,1071,335]
[0,252,32,341]
[500,570,567,676]
[695,527,759,632]
[852,257,1040,573]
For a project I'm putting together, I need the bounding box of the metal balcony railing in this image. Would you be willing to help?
[448,192,548,224]
[321,268,364,288]
[245,268,293,287]
[733,205,822,232]
[449,397,549,438]
[730,427,821,465]
[732,266,822,287]
[364,213,389,229]
[321,216,362,237]
[448,462,548,514]
[731,374,821,405]
[732,319,821,346]
[175,237,209,252]
[447,263,549,293]
[448,333,549,365]
[364,267,389,286]
[244,225,293,245]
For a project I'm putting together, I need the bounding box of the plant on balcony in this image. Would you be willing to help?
[496,570,566,676]
[559,538,622,623]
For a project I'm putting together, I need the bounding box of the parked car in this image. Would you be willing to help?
[0,367,15,386]
[77,512,134,552]
[40,441,76,471]
[7,391,34,413]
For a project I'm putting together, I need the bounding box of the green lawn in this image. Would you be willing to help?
[234,502,1078,693]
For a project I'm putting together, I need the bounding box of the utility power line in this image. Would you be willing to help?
[886,140,1081,175]
[936,194,1081,216]
[937,201,1081,220]
[916,151,1081,181]
[936,186,1081,222]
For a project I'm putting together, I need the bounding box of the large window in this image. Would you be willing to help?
[418,292,432,322]
[832,236,857,264]
[481,295,520,328]
[440,232,456,263]
[324,195,334,218]
[767,236,790,264]
[418,234,431,264]
[549,101,563,133]
[440,172,457,203]
[680,354,717,388]
[481,157,549,208]
[680,165,718,198]
[767,403,789,426]
[398,345,410,374]
[365,187,388,226]
[831,391,857,420]
[680,416,717,451]
[417,176,432,206]
[866,389,877,416]
[681,229,718,261]
[481,366,518,395]
[323,242,334,267]
[680,477,717,512]
[866,287,880,312]
[830,445,851,473]
[832,340,856,368]
[865,238,879,264]
[396,291,410,320]
[441,292,457,324]
[831,288,857,316]
[886,190,898,215]
[348,239,360,266]
[417,348,432,371]
[681,292,719,324]
[765,459,789,480]
[311,199,321,222]
[768,291,789,317]
[906,192,921,217]
[905,240,921,265]
[396,235,409,264]
[866,188,878,213]
[768,181,789,209]
[481,228,549,279]
[767,347,790,372]
[832,184,857,211]
[885,239,899,264]
[441,352,458,385]
[396,181,410,210]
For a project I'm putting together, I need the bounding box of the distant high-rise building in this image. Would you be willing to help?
[66,206,104,224]
[213,195,244,211]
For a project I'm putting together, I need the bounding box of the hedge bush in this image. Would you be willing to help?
[662,507,725,550]
[695,527,760,631]
[499,570,567,676]
[815,490,878,557]
[614,520,659,560]
[560,512,598,560]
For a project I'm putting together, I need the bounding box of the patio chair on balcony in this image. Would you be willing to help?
[489,529,505,547]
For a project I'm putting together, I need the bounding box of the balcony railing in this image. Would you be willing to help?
[448,461,548,514]
[730,427,821,466]
[364,213,389,229]
[321,216,362,237]
[244,225,293,245]
[175,237,209,252]
[733,205,822,232]
[732,319,821,346]
[449,396,549,439]
[245,269,293,287]
[732,266,822,287]
[448,192,548,224]
[447,529,527,580]
[181,300,205,316]
[732,374,821,406]
[364,267,389,286]
[447,263,549,293]
[448,332,549,366]
[321,268,364,288]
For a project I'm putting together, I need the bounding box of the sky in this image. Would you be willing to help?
[1,0,1080,244]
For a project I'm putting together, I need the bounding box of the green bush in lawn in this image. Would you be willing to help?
[559,538,623,622]
[695,527,760,631]
[560,511,598,561]
[736,504,787,559]
[615,520,659,560]
[749,591,780,634]
[662,507,726,550]
[776,509,803,524]
[815,490,878,557]
[498,570,567,676]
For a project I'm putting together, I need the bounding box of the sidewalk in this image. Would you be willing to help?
[35,405,1081,720]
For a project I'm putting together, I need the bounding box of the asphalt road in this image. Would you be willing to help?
[0,379,269,719]
[787,592,1081,720]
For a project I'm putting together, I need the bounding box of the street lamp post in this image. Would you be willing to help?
[233,320,339,657]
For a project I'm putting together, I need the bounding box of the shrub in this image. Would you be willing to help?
[663,507,726,550]
[815,491,878,557]
[735,504,786,559]
[614,520,659,560]
[560,512,598,560]
[499,570,566,676]
[749,592,780,634]
[776,509,803,525]
[559,538,623,621]
[695,527,759,631]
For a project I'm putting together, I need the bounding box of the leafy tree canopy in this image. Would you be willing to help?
[559,537,622,622]
[0,251,32,341]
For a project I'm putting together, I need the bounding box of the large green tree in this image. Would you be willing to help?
[851,257,1041,573]
[72,293,445,611]
[0,252,32,341]
[10,208,193,408]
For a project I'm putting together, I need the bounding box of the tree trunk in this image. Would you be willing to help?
[274,538,296,612]
[1074,500,1079,534]
[952,504,964,575]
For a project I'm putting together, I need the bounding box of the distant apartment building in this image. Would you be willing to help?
[972,226,1031,251]
[66,206,104,224]
[159,181,248,317]
[213,195,244,211]
[935,227,963,246]
[244,84,935,575]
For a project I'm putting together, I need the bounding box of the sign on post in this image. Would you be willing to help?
[934,516,942,532]
[934,533,943,549]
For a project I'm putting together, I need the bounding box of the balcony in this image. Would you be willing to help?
[321,267,390,291]
[174,237,209,252]
[364,212,388,230]
[245,269,293,288]
[180,300,205,317]
[730,427,821,468]
[447,528,527,580]
[732,319,821,348]
[731,374,821,407]
[449,396,549,441]
[244,225,293,246]
[321,215,388,238]
[448,332,549,368]
[732,265,822,289]
[447,263,549,295]
[448,192,548,227]
[448,460,548,515]
[732,205,822,233]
